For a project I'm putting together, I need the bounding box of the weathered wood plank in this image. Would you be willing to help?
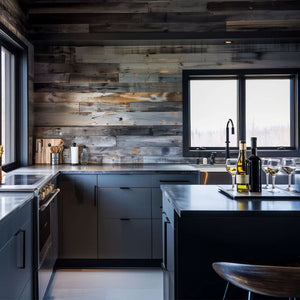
[34,111,182,126]
[117,136,182,147]
[207,1,300,12]
[227,19,300,31]
[69,73,119,83]
[119,73,180,83]
[62,136,117,148]
[143,156,196,163]
[79,102,128,113]
[29,12,226,25]
[34,73,70,83]
[34,103,79,113]
[29,2,149,14]
[34,92,182,103]
[34,125,182,138]
[30,23,89,33]
[35,43,300,56]
[139,146,182,156]
[34,82,181,92]
[89,22,225,33]
[129,101,182,112]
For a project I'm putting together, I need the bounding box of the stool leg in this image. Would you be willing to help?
[248,291,252,300]
[222,282,230,300]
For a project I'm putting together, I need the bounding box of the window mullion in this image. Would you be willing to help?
[238,75,246,142]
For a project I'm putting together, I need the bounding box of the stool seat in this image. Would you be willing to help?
[213,262,300,298]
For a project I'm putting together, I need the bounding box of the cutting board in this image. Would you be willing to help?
[35,139,64,164]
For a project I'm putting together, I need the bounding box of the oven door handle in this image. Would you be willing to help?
[39,188,60,212]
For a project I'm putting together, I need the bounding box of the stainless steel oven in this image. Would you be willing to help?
[0,172,60,299]
[36,181,60,300]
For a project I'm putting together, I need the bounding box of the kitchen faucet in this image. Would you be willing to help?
[225,119,235,159]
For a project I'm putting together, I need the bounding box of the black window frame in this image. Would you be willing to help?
[0,23,28,172]
[183,69,300,158]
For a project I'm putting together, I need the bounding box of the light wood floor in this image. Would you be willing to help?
[44,268,163,300]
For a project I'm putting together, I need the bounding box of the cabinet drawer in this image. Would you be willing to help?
[98,188,151,218]
[152,188,162,219]
[98,175,152,187]
[98,219,151,259]
[152,174,197,187]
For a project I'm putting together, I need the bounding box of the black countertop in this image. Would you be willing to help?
[161,185,300,216]
[15,164,199,174]
[0,193,34,224]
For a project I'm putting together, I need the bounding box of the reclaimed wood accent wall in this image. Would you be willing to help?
[0,0,34,164]
[29,0,300,164]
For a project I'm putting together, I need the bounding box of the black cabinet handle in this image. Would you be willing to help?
[120,187,130,189]
[94,186,98,207]
[120,218,130,221]
[15,230,25,269]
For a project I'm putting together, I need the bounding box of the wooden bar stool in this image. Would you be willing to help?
[212,262,300,300]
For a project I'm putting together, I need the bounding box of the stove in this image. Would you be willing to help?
[2,174,45,186]
[0,173,51,192]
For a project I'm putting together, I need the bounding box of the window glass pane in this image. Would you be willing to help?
[1,46,16,165]
[190,79,237,147]
[246,79,291,147]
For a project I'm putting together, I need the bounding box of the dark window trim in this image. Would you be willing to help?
[0,23,28,172]
[183,69,300,158]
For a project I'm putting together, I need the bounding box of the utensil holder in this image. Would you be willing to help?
[51,153,60,165]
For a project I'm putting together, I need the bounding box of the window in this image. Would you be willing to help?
[0,25,28,171]
[183,69,299,158]
[1,46,16,165]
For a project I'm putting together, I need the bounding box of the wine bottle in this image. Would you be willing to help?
[248,137,262,192]
[236,140,249,193]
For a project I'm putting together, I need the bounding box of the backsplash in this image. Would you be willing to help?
[34,43,300,164]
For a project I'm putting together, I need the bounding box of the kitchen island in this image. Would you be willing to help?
[161,185,300,300]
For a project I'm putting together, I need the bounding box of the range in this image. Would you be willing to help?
[0,172,60,299]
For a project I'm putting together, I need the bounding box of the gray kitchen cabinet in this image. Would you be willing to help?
[59,174,97,258]
[0,200,33,300]
[99,219,151,259]
[98,188,151,219]
[98,173,199,260]
[98,174,152,259]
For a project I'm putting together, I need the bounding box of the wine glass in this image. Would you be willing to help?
[281,158,296,191]
[268,159,281,193]
[261,158,270,189]
[226,158,237,191]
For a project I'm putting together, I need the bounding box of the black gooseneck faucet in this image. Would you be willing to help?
[225,119,235,160]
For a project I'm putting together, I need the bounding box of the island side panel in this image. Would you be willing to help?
[176,212,300,300]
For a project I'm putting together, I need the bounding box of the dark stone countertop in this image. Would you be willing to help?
[15,164,200,174]
[161,185,300,216]
[0,193,34,224]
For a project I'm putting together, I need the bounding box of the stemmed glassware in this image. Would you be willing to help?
[268,159,281,193]
[226,158,238,191]
[261,158,270,189]
[281,158,296,191]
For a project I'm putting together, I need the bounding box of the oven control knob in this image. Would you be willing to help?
[39,189,45,200]
[45,185,51,196]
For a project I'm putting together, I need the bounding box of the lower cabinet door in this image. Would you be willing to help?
[0,220,32,300]
[98,219,151,259]
[60,174,98,258]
